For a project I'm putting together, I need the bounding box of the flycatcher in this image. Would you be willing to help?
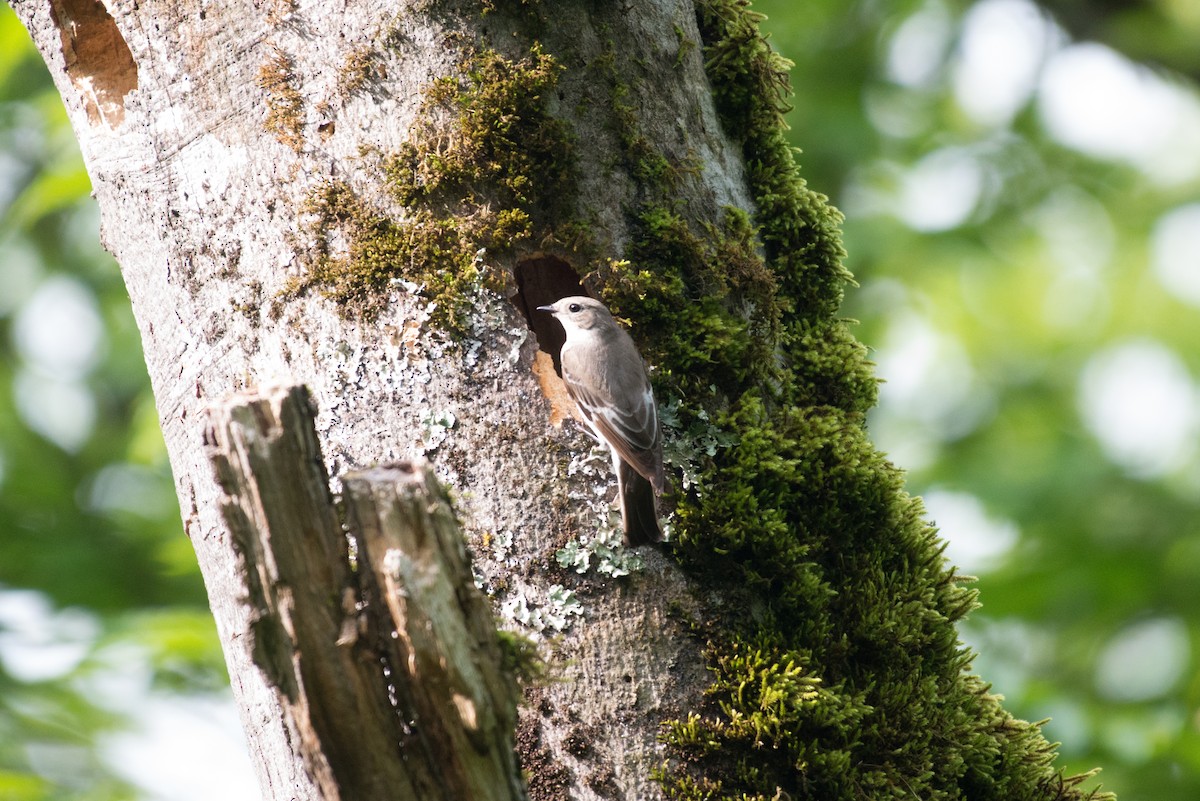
[538,296,665,546]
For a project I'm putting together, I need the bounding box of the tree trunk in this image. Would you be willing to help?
[11,0,1110,799]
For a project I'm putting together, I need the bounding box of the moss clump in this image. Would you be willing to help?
[657,634,868,799]
[385,45,572,224]
[695,0,872,410]
[287,44,575,328]
[597,205,778,396]
[338,45,378,95]
[258,47,305,152]
[591,39,700,194]
[699,1,848,302]
[292,181,492,324]
[496,629,547,687]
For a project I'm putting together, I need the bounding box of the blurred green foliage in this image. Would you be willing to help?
[2,0,1198,799]
[0,6,224,800]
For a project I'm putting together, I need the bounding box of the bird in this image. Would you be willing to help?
[537,296,665,546]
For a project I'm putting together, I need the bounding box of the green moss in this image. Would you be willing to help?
[496,629,547,687]
[595,205,778,397]
[658,634,868,799]
[673,24,698,69]
[698,2,855,327]
[287,181,489,324]
[385,45,572,217]
[592,40,698,191]
[285,43,575,328]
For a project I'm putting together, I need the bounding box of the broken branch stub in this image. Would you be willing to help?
[344,463,526,801]
[204,384,525,801]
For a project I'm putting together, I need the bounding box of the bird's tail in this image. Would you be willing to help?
[618,459,662,546]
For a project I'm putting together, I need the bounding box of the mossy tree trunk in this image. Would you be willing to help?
[12,0,1109,799]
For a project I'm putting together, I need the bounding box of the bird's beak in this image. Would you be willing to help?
[536,304,555,313]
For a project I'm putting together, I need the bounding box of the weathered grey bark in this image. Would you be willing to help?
[11,0,728,798]
[206,384,524,801]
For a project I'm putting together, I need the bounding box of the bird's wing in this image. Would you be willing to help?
[561,348,664,493]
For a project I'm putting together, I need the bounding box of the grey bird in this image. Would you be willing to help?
[538,296,665,546]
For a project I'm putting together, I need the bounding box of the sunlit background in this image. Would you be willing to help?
[2,0,1198,798]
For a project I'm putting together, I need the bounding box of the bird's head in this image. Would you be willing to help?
[537,296,614,332]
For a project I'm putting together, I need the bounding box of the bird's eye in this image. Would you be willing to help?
[568,303,582,313]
